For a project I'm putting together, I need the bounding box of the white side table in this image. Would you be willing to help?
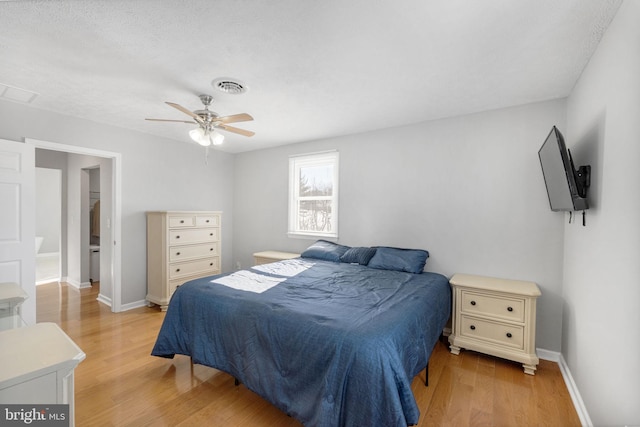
[448,273,541,375]
[253,251,300,266]
[0,282,28,330]
[0,323,85,426]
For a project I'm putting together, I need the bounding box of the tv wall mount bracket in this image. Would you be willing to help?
[575,165,591,198]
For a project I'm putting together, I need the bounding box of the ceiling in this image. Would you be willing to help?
[0,0,622,153]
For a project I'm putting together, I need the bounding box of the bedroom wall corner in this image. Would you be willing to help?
[563,1,640,425]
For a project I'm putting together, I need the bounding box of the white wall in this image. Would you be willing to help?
[563,1,640,424]
[233,99,567,351]
[35,167,61,254]
[36,149,69,277]
[0,98,236,306]
[65,153,107,289]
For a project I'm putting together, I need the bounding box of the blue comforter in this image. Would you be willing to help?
[151,259,451,427]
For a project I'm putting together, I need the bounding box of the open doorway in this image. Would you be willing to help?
[27,138,122,313]
[87,167,100,284]
[35,151,107,291]
[35,167,62,285]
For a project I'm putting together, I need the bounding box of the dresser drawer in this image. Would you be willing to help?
[196,214,220,227]
[169,242,220,262]
[169,228,219,245]
[168,279,186,298]
[168,277,196,297]
[460,315,524,350]
[460,290,525,322]
[168,257,220,280]
[168,215,196,228]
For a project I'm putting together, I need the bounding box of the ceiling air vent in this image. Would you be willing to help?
[0,83,39,103]
[212,78,247,95]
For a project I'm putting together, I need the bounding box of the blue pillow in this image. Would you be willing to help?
[300,240,350,262]
[367,247,429,274]
[340,247,377,265]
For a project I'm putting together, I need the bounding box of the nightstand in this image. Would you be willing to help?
[448,273,541,375]
[253,251,300,266]
[0,282,28,330]
[0,323,85,426]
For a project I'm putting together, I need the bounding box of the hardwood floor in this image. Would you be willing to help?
[36,281,581,427]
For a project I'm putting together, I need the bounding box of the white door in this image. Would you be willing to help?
[0,139,35,325]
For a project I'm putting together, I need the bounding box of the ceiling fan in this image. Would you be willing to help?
[146,94,254,147]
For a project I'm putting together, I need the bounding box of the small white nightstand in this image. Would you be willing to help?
[0,323,85,426]
[0,282,28,330]
[448,273,541,375]
[253,251,300,266]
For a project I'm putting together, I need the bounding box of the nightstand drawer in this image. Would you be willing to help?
[460,315,524,350]
[460,290,525,322]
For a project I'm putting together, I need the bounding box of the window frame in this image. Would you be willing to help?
[288,150,339,239]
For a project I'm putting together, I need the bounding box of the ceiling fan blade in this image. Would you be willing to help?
[145,118,195,124]
[213,113,254,124]
[218,124,255,137]
[165,102,204,124]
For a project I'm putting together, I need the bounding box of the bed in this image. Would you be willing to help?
[151,241,451,427]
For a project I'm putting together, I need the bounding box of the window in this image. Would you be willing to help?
[288,151,339,238]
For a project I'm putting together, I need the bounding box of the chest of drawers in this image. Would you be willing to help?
[448,273,541,375]
[146,211,221,310]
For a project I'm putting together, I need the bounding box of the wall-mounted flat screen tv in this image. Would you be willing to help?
[538,126,590,212]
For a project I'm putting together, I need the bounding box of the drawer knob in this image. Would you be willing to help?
[506,332,512,338]
[176,235,180,239]
[470,325,476,330]
[176,268,180,272]
[210,248,214,251]
[176,252,181,256]
[206,220,210,223]
[210,262,214,266]
[470,300,476,306]
[180,220,184,223]
[507,306,513,312]
[210,233,214,236]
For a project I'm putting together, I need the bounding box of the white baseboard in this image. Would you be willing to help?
[96,293,111,307]
[537,348,592,427]
[96,296,147,312]
[66,279,92,290]
[119,299,149,311]
[36,278,61,286]
[36,252,58,259]
[536,347,560,362]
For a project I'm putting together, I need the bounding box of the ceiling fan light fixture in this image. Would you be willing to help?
[189,127,211,146]
[210,130,225,146]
